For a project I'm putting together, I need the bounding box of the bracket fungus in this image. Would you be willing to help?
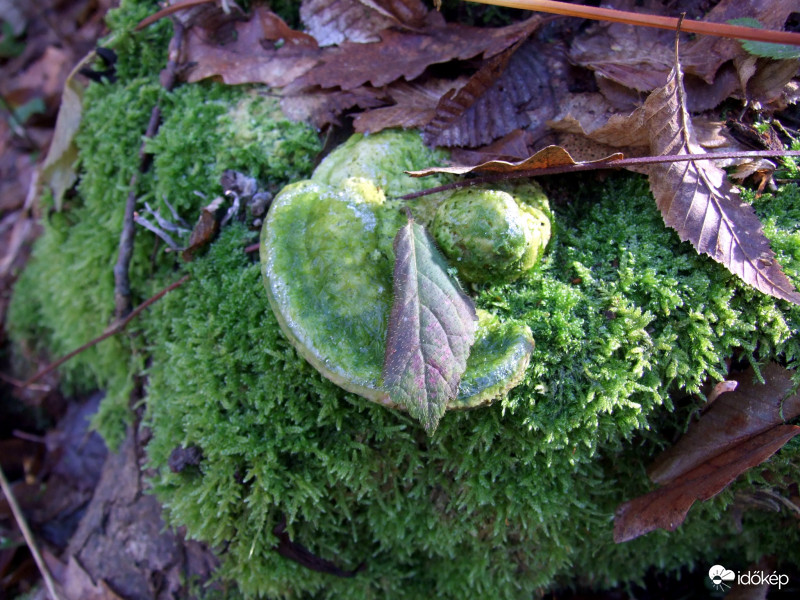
[260,130,550,425]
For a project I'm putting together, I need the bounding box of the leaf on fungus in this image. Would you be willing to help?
[300,0,428,47]
[614,363,800,543]
[407,144,623,177]
[383,217,477,432]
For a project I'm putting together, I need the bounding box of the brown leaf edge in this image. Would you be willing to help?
[614,363,800,543]
[407,145,624,176]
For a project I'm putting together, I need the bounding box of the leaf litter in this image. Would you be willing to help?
[614,363,800,542]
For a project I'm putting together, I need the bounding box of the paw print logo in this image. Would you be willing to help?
[708,564,735,591]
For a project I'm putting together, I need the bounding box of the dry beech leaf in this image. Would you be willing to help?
[423,34,564,149]
[42,50,97,210]
[614,363,800,543]
[281,85,385,128]
[353,78,464,134]
[300,0,428,47]
[407,145,623,177]
[183,5,320,87]
[383,217,477,433]
[290,13,538,92]
[640,47,800,304]
[181,197,224,261]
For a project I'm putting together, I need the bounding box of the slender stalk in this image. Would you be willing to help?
[399,150,800,200]
[468,0,800,46]
[0,466,62,600]
[21,275,191,388]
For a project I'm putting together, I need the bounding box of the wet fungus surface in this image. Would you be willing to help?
[260,130,551,415]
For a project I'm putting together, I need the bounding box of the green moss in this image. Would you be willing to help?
[141,177,800,598]
[8,0,800,595]
[7,1,321,447]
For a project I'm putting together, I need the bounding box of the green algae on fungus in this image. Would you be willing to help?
[260,174,535,411]
[432,183,551,283]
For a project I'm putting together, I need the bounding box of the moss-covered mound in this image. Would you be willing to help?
[8,0,800,597]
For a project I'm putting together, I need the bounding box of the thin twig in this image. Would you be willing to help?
[113,20,185,320]
[469,0,800,46]
[22,275,191,388]
[0,465,62,600]
[399,150,800,200]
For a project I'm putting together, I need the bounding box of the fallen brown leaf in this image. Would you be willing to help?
[281,85,386,128]
[352,78,464,133]
[407,144,623,176]
[289,13,538,92]
[44,552,124,600]
[183,5,320,87]
[422,33,566,149]
[614,363,800,543]
[300,0,428,46]
[41,51,97,211]
[641,48,800,304]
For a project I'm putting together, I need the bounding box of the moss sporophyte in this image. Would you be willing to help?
[260,130,550,428]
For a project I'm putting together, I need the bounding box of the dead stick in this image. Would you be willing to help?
[22,275,191,388]
[0,465,62,600]
[400,150,800,200]
[112,21,185,319]
[469,0,800,46]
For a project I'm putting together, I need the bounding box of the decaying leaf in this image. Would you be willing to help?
[407,144,623,177]
[300,0,428,47]
[383,216,477,432]
[289,13,538,92]
[614,363,800,543]
[642,47,800,304]
[182,5,320,87]
[41,50,97,210]
[181,197,224,261]
[352,78,464,134]
[281,85,386,128]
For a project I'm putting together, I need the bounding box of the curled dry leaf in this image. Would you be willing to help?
[383,217,477,433]
[614,363,800,543]
[407,145,623,177]
[300,0,428,46]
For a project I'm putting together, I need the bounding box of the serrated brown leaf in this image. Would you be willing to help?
[423,34,565,149]
[300,0,428,46]
[642,50,800,304]
[383,217,477,433]
[449,129,533,165]
[407,145,623,177]
[289,13,538,92]
[570,0,798,107]
[614,363,800,543]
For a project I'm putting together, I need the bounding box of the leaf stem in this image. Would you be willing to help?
[399,150,800,200]
[20,274,191,388]
[467,0,800,46]
[0,465,62,600]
